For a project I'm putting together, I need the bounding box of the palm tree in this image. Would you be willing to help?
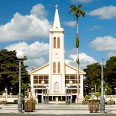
[69,4,85,102]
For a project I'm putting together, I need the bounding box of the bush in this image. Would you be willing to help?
[82,100,89,104]
[88,99,100,102]
[85,95,90,101]
[94,92,100,100]
[107,98,115,105]
[25,98,36,103]
[14,99,18,104]
[82,95,90,104]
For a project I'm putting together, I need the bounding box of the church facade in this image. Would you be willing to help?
[30,7,85,103]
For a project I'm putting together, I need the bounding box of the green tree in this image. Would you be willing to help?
[104,82,112,95]
[0,49,29,95]
[69,4,85,98]
[105,56,116,94]
[84,63,101,94]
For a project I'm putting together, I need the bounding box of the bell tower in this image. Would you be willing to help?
[49,7,65,95]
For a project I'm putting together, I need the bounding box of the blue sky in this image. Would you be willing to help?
[0,0,116,70]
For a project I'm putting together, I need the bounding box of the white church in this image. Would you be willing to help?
[30,7,85,103]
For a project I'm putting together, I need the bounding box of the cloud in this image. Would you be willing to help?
[89,25,100,31]
[71,0,92,3]
[90,36,116,57]
[31,4,46,19]
[5,41,49,70]
[0,4,51,43]
[63,21,76,27]
[65,52,97,68]
[88,5,116,19]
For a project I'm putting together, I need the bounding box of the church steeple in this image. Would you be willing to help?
[49,6,65,95]
[53,6,61,29]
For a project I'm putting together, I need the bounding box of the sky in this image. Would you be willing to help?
[0,0,116,70]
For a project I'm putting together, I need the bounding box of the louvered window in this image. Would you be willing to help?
[58,62,60,73]
[54,37,56,48]
[57,37,60,48]
[53,62,56,73]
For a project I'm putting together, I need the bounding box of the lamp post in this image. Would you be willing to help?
[5,87,7,102]
[46,85,49,103]
[16,51,24,113]
[69,81,73,104]
[105,88,107,95]
[67,84,70,104]
[65,86,68,104]
[100,58,105,113]
[41,81,45,103]
[114,88,116,95]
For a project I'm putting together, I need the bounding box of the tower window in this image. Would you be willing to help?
[53,62,56,73]
[53,37,56,48]
[58,62,60,73]
[57,37,60,48]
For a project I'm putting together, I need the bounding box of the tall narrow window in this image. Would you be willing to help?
[53,62,56,73]
[54,37,56,48]
[58,62,60,73]
[33,76,38,84]
[57,37,60,48]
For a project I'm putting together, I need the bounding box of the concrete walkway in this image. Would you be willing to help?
[0,104,116,115]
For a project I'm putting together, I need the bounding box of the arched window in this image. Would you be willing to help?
[53,37,56,48]
[58,62,60,73]
[53,62,56,73]
[54,82,59,91]
[57,37,60,48]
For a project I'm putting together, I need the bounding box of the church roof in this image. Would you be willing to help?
[29,63,49,74]
[50,6,64,32]
[53,7,61,29]
[29,63,85,75]
[65,64,86,75]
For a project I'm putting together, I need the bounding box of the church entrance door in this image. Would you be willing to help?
[37,95,41,103]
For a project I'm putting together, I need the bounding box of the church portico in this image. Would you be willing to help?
[30,7,85,103]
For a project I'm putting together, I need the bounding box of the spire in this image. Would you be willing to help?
[53,5,61,29]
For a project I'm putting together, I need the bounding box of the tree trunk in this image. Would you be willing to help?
[76,19,79,101]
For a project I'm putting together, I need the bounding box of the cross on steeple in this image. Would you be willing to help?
[55,4,58,9]
[53,4,61,28]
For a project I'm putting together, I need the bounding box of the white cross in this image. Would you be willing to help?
[55,4,58,9]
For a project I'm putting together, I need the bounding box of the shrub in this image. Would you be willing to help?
[14,99,18,104]
[82,95,90,104]
[88,99,100,102]
[94,92,100,100]
[82,100,89,104]
[107,98,115,105]
[85,95,90,101]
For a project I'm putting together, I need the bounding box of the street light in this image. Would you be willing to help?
[100,58,105,113]
[46,85,49,103]
[16,51,24,113]
[105,88,107,95]
[69,81,73,104]
[41,81,45,103]
[66,84,70,104]
[5,87,7,102]
[65,86,67,104]
[114,88,116,95]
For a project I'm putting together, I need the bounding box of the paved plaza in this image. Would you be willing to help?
[0,104,116,115]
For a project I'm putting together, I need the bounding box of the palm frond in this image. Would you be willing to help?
[70,5,76,9]
[69,5,76,14]
[69,4,85,19]
[69,9,74,14]
[78,4,83,8]
[80,10,85,17]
